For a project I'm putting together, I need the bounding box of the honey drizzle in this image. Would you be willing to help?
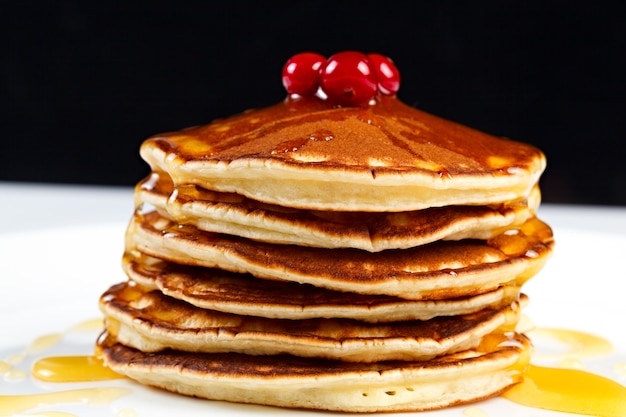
[0,318,131,415]
[0,388,132,416]
[502,327,626,416]
[502,365,626,417]
[2,318,104,370]
[32,355,124,382]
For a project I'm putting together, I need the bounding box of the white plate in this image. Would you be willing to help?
[1,200,625,417]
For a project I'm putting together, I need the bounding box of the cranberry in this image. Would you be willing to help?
[367,53,401,95]
[281,52,326,96]
[319,51,378,106]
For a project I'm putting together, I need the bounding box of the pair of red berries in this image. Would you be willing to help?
[281,51,401,106]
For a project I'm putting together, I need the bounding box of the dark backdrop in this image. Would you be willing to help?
[3,2,625,205]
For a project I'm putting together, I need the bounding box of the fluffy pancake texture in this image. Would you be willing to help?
[99,330,532,413]
[137,172,541,251]
[123,254,521,321]
[99,280,522,362]
[98,68,554,412]
[126,210,553,300]
[140,97,546,211]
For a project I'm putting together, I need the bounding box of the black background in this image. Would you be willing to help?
[3,1,625,205]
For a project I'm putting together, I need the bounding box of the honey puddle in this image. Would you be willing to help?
[0,318,131,416]
[32,355,125,382]
[2,319,625,416]
[502,364,626,417]
[502,327,626,417]
[0,388,131,416]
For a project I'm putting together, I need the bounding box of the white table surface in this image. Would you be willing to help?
[0,182,135,234]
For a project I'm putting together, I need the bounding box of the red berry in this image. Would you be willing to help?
[319,51,378,106]
[282,52,326,96]
[367,53,401,95]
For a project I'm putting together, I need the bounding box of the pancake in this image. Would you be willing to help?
[99,330,532,412]
[137,172,541,251]
[98,52,554,413]
[126,210,554,300]
[124,254,522,322]
[99,281,522,362]
[140,96,546,212]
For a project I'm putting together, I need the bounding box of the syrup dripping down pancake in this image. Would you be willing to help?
[140,97,546,212]
[99,281,523,362]
[96,52,555,414]
[137,172,541,251]
[98,330,532,413]
[124,254,522,322]
[126,210,554,300]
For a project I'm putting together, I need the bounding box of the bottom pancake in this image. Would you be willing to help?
[98,331,532,413]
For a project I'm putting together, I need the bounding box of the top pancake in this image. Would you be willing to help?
[140,96,546,211]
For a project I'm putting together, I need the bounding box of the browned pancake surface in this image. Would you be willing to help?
[137,173,538,251]
[100,281,521,361]
[127,211,554,299]
[143,97,543,179]
[98,330,532,412]
[139,97,546,211]
[100,330,530,377]
[124,254,521,322]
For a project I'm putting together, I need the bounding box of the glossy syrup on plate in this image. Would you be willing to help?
[1,319,625,416]
[0,319,133,417]
[502,326,626,416]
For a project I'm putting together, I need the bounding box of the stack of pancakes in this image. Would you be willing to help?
[97,95,554,412]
